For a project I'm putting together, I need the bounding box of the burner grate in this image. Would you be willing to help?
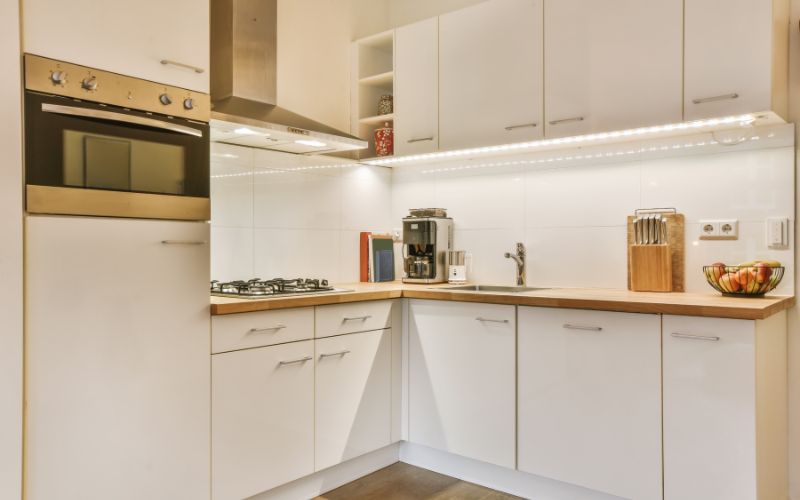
[210,278,335,298]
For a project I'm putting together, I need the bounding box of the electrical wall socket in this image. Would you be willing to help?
[699,219,738,240]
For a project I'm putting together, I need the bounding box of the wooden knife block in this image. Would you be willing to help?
[629,244,672,292]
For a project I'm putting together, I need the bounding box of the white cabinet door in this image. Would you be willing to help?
[663,315,757,500]
[518,307,662,500]
[25,216,210,500]
[212,341,314,500]
[23,0,209,92]
[684,0,776,119]
[395,17,439,155]
[315,329,391,470]
[544,0,682,137]
[408,299,516,468]
[439,0,543,150]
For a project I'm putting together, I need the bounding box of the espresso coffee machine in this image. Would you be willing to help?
[402,210,454,284]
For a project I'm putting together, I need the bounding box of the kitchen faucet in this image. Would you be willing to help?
[504,242,526,286]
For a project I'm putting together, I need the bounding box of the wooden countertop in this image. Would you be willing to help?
[210,282,795,320]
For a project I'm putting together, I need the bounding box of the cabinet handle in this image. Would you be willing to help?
[278,356,313,366]
[548,116,585,126]
[407,137,435,143]
[692,93,739,105]
[248,324,287,334]
[562,323,603,332]
[670,332,720,342]
[342,315,371,322]
[160,59,205,74]
[475,317,509,324]
[319,350,351,358]
[161,240,206,245]
[504,122,538,131]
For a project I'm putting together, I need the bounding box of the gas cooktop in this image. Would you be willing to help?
[210,278,351,299]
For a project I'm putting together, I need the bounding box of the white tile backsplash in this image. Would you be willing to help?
[210,144,393,283]
[212,125,795,293]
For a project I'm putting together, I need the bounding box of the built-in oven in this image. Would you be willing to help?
[24,54,211,221]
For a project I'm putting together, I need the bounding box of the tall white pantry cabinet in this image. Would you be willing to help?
[25,216,211,500]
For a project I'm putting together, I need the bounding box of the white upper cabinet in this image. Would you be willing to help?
[544,0,683,137]
[23,0,209,92]
[684,0,788,120]
[438,0,543,150]
[394,18,439,155]
[518,307,663,500]
[409,299,516,468]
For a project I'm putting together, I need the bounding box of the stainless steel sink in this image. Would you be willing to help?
[440,285,549,293]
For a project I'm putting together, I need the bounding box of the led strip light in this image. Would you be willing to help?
[364,114,759,166]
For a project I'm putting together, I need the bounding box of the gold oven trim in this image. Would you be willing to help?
[27,185,210,221]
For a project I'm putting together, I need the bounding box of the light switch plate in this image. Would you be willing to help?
[766,217,789,249]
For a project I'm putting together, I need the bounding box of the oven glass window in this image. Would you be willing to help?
[63,130,186,194]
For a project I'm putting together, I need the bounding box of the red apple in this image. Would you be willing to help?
[708,262,726,281]
[754,262,773,284]
[736,268,757,288]
[719,273,741,293]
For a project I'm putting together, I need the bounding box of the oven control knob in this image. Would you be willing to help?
[182,97,194,110]
[80,76,98,91]
[159,93,172,105]
[50,70,67,85]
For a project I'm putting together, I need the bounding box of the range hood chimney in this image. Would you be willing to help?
[210,0,367,155]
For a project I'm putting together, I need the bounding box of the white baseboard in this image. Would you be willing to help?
[249,443,401,500]
[399,442,624,500]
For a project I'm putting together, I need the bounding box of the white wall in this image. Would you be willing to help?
[210,143,393,283]
[392,125,796,293]
[0,0,22,497]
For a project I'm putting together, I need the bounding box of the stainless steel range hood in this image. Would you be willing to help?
[210,0,367,155]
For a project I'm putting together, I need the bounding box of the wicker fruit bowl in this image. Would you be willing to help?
[703,261,784,296]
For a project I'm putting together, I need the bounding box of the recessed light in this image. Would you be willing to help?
[233,127,259,135]
[295,139,327,147]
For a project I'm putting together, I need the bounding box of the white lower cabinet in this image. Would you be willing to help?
[212,341,315,500]
[315,329,392,471]
[517,307,663,500]
[663,313,787,500]
[408,299,516,468]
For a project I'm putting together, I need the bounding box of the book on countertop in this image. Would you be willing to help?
[359,232,395,282]
[359,232,371,282]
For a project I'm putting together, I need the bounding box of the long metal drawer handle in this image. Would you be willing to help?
[161,240,207,245]
[278,356,312,366]
[42,103,203,138]
[548,116,585,126]
[248,325,287,334]
[476,317,509,324]
[160,59,205,74]
[407,137,435,143]
[671,332,720,342]
[504,122,538,131]
[343,315,371,321]
[562,324,603,332]
[692,93,739,104]
[319,350,351,358]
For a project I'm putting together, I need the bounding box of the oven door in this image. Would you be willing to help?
[25,91,210,220]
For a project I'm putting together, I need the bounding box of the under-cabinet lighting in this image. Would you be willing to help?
[295,139,327,147]
[233,127,260,135]
[365,114,760,166]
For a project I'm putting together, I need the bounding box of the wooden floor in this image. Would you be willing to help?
[315,462,522,500]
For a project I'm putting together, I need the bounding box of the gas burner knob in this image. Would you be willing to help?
[182,97,194,110]
[50,70,67,85]
[159,93,172,105]
[321,279,329,286]
[80,76,98,91]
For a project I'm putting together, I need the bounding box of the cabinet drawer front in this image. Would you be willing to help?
[212,340,314,500]
[211,307,314,353]
[315,300,395,338]
[662,315,757,500]
[518,306,662,500]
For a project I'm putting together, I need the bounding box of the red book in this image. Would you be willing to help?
[359,232,371,282]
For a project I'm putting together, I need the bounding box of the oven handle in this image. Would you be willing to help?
[41,102,203,138]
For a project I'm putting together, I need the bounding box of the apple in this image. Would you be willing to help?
[754,262,773,284]
[707,262,726,281]
[736,268,757,288]
[719,273,741,293]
